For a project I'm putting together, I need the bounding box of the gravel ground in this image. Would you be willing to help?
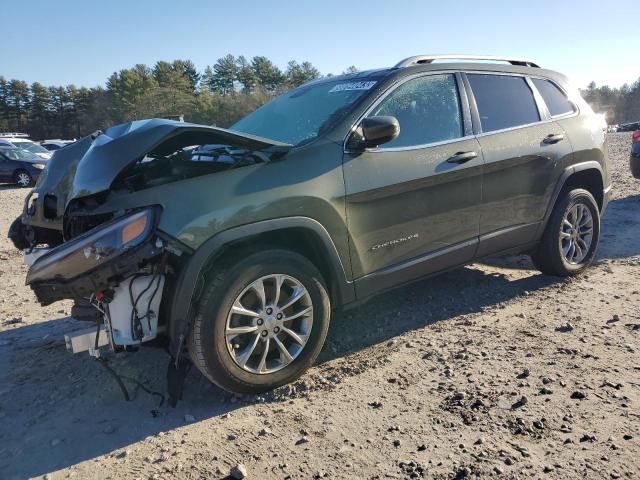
[0,133,639,480]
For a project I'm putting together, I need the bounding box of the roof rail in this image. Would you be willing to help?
[0,132,30,138]
[394,55,540,69]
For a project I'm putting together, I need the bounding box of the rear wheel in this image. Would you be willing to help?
[531,188,600,276]
[14,170,33,188]
[188,249,331,394]
[630,155,640,179]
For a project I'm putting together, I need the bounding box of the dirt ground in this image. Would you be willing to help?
[1,133,639,480]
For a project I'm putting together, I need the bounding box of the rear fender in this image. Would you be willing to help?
[536,161,606,239]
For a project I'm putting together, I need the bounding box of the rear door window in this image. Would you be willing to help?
[467,74,540,133]
[531,78,575,117]
[369,74,463,148]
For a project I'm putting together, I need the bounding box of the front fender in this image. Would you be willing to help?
[166,216,355,358]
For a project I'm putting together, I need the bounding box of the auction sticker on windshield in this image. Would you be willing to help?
[329,81,377,93]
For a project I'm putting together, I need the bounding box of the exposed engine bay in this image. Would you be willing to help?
[10,118,291,249]
[116,143,271,192]
[7,118,292,405]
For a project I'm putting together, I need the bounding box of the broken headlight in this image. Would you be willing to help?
[27,208,156,284]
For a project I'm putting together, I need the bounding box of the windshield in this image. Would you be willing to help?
[1,148,37,160]
[231,78,378,145]
[12,140,49,154]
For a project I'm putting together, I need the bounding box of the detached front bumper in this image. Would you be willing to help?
[26,208,164,305]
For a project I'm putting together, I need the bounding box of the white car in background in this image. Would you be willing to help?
[41,139,74,151]
[0,133,52,160]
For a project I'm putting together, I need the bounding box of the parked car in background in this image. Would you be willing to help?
[0,133,52,160]
[41,139,74,151]
[630,130,640,178]
[0,146,47,187]
[617,121,640,132]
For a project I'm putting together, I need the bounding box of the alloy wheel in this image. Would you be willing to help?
[559,203,593,264]
[225,274,313,374]
[16,172,31,187]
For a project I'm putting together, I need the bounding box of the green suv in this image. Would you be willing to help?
[9,55,611,400]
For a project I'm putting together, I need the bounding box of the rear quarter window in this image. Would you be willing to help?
[467,74,540,133]
[531,78,575,117]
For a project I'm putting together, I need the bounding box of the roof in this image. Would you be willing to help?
[303,55,564,91]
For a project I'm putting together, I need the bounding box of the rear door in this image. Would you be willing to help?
[343,72,483,294]
[464,73,572,256]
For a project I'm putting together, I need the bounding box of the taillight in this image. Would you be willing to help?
[633,130,640,144]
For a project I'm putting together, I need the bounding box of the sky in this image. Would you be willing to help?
[1,0,638,90]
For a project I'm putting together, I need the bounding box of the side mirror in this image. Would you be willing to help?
[362,116,400,148]
[347,116,400,150]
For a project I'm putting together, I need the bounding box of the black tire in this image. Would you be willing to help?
[630,155,640,179]
[13,169,33,188]
[531,188,600,276]
[188,249,331,394]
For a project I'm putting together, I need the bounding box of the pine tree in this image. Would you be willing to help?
[173,60,200,92]
[210,54,238,95]
[251,56,284,92]
[286,60,321,87]
[27,82,51,139]
[107,64,158,120]
[342,66,359,74]
[236,56,257,93]
[7,79,30,130]
[0,77,9,131]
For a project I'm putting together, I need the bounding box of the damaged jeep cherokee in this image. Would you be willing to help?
[9,55,611,402]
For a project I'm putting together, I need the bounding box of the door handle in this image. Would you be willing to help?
[446,151,478,164]
[543,133,564,144]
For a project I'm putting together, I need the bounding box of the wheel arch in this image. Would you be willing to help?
[166,217,355,358]
[537,161,605,239]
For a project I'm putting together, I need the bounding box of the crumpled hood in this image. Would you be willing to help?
[23,118,292,230]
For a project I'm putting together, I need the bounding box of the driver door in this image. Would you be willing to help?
[343,73,483,295]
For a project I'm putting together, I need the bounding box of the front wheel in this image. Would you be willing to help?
[531,188,600,276]
[188,249,331,394]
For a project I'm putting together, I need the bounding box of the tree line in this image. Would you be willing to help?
[581,80,640,125]
[0,55,638,140]
[0,55,354,140]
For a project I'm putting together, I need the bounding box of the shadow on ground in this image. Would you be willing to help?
[596,194,640,261]
[1,194,637,478]
[0,260,558,478]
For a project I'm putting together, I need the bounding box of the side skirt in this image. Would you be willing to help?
[476,222,541,258]
[350,226,542,307]
[354,239,477,300]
